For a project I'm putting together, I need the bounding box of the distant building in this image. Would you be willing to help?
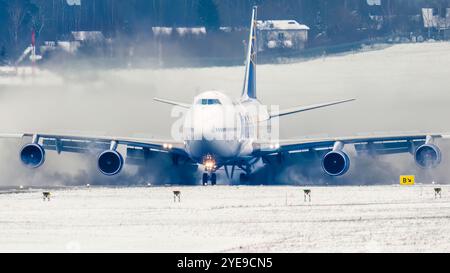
[256,20,309,52]
[366,0,381,6]
[366,1,423,33]
[39,31,107,58]
[366,0,384,29]
[422,8,450,39]
[71,31,109,55]
[152,27,207,37]
[71,31,106,44]
[152,27,173,37]
[175,27,207,36]
[66,0,81,6]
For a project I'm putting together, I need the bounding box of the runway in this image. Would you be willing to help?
[2,42,450,186]
[0,185,449,252]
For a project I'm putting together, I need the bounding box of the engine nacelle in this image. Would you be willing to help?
[415,144,441,169]
[97,150,124,176]
[322,151,350,176]
[20,143,45,168]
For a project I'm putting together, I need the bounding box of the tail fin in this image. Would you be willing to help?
[241,6,258,100]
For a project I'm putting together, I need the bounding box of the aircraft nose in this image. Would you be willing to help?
[201,122,216,141]
[199,107,224,141]
[185,103,237,142]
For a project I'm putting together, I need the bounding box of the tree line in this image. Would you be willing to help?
[1,0,450,62]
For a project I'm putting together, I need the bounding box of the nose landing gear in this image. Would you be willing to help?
[202,154,217,186]
[202,172,217,186]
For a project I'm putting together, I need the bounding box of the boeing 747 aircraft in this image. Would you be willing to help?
[1,7,447,185]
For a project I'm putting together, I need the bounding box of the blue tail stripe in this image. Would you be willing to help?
[248,59,256,98]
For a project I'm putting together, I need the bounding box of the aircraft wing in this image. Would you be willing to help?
[153,98,191,108]
[0,132,188,157]
[269,98,355,119]
[254,133,450,157]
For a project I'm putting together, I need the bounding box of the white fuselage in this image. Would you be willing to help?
[182,91,269,165]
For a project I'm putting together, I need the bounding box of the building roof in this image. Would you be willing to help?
[256,20,310,31]
[66,0,81,6]
[152,27,207,36]
[71,31,105,42]
[366,0,381,6]
[152,27,173,36]
[175,27,206,36]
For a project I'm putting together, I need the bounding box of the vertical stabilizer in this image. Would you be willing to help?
[241,6,258,100]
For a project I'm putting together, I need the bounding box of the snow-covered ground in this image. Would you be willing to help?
[1,185,450,252]
[0,66,63,86]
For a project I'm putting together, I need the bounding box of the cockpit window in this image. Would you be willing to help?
[197,99,221,105]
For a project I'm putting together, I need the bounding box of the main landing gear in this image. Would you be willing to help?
[239,173,250,183]
[202,173,217,186]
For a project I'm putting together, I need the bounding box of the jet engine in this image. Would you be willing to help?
[97,150,124,176]
[20,143,45,168]
[415,144,441,168]
[322,151,350,176]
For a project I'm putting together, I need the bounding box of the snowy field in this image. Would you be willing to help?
[1,185,450,253]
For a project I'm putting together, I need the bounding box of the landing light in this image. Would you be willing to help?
[163,143,173,149]
[203,155,217,172]
[205,161,215,169]
[269,143,280,149]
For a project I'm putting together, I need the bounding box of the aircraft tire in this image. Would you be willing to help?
[202,173,209,186]
[211,173,217,185]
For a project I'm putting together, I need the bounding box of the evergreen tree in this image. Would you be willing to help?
[0,0,8,47]
[197,0,220,31]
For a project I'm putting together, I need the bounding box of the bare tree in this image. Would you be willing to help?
[8,0,28,48]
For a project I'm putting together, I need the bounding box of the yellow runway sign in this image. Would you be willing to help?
[400,175,415,185]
